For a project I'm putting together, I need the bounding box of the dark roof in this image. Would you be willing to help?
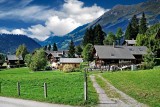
[60,58,83,63]
[94,45,135,59]
[125,46,147,55]
[7,55,23,61]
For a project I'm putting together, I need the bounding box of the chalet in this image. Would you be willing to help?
[94,45,147,67]
[60,58,83,68]
[6,55,24,67]
[45,50,68,63]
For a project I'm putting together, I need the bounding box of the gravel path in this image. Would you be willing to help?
[90,75,148,107]
[0,96,74,107]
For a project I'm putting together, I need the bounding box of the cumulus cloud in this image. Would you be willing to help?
[0,0,109,40]
[45,16,81,35]
[28,24,51,40]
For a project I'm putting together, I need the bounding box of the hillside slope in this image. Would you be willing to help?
[0,34,41,54]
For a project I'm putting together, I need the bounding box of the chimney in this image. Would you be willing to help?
[113,42,115,48]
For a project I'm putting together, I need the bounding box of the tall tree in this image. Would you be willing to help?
[16,44,28,59]
[103,32,116,45]
[48,44,51,51]
[116,28,123,45]
[94,24,105,45]
[52,43,58,51]
[130,15,139,39]
[68,40,75,58]
[75,45,83,57]
[139,12,147,35]
[82,43,94,63]
[83,27,94,46]
[44,45,47,51]
[125,23,133,39]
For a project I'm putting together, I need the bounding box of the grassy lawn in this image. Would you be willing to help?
[0,68,98,106]
[101,68,160,107]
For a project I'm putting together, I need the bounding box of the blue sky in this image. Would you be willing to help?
[0,0,147,40]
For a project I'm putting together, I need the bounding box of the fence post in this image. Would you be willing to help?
[17,82,20,96]
[44,83,47,98]
[0,82,1,93]
[84,68,88,103]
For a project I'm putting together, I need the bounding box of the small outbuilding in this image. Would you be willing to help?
[60,58,83,68]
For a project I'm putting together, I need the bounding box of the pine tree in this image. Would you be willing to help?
[68,40,75,58]
[82,27,94,46]
[52,43,58,51]
[125,23,133,39]
[44,45,47,51]
[130,15,139,39]
[94,24,105,45]
[116,28,123,45]
[139,12,148,35]
[75,45,83,57]
[48,44,51,51]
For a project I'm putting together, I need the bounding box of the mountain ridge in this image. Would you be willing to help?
[28,0,160,49]
[0,34,41,54]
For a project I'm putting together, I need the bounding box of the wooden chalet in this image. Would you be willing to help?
[94,45,147,67]
[6,55,24,66]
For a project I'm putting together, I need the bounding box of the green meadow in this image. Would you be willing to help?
[0,68,98,106]
[100,67,160,107]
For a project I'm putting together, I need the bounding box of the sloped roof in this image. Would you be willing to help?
[125,46,147,55]
[60,58,83,63]
[94,45,148,59]
[45,51,63,58]
[94,45,135,59]
[7,55,23,60]
[125,40,136,45]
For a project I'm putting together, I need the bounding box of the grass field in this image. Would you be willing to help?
[0,68,98,106]
[101,67,160,107]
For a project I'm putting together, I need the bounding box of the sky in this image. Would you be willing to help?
[0,0,147,41]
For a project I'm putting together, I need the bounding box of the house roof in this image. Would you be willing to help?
[125,40,136,45]
[94,45,135,59]
[125,46,147,55]
[45,51,64,58]
[60,58,83,64]
[7,55,23,61]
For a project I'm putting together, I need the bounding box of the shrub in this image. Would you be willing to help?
[142,49,155,69]
[62,64,75,73]
[29,49,47,71]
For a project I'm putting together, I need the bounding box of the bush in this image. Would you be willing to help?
[62,64,75,73]
[155,58,160,66]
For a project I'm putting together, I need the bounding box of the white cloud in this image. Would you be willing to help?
[45,16,81,35]
[27,0,108,40]
[28,24,51,40]
[11,29,27,35]
[0,28,27,35]
[0,0,109,40]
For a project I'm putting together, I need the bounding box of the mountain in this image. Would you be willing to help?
[0,34,41,54]
[39,23,89,49]
[40,0,160,49]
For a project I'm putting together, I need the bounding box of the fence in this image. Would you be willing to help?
[0,71,88,103]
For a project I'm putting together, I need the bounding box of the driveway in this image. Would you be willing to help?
[0,96,73,107]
